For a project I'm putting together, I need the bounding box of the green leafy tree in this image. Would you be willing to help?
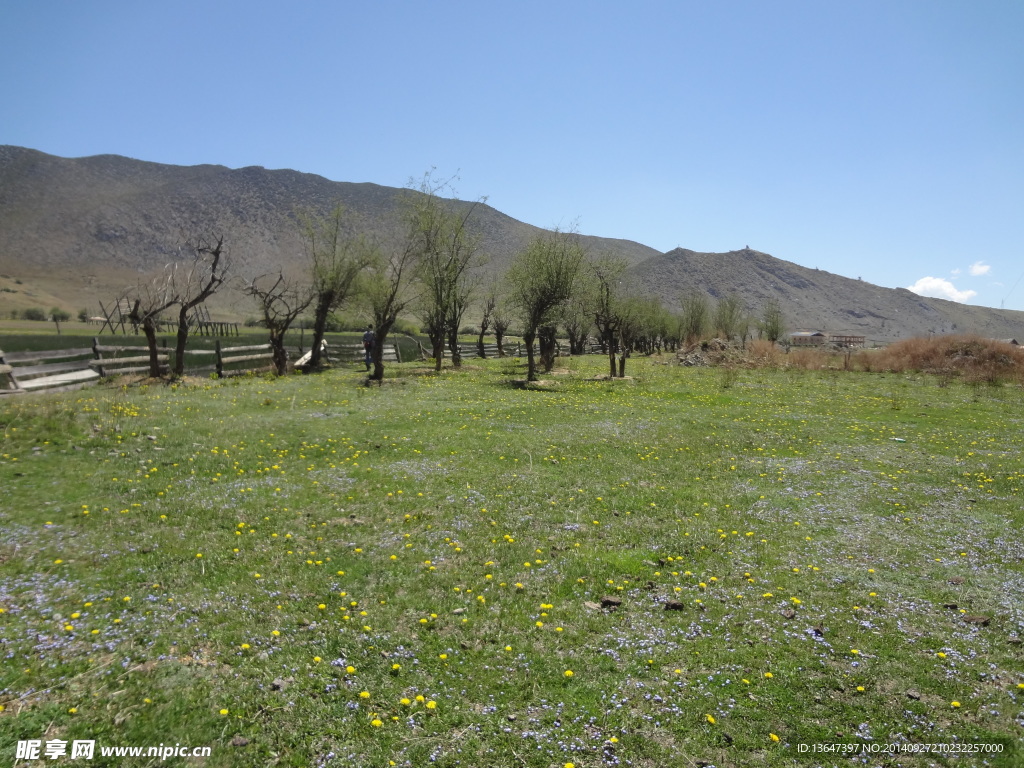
[50,307,71,335]
[758,299,785,343]
[589,256,629,377]
[561,289,592,356]
[406,173,486,371]
[507,229,585,381]
[680,291,709,345]
[712,294,744,340]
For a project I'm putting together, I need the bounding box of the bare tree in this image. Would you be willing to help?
[127,272,178,378]
[507,229,585,381]
[301,204,368,370]
[246,272,315,375]
[363,235,419,382]
[171,235,229,377]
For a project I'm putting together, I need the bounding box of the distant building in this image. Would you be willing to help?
[829,334,866,348]
[789,331,827,346]
[997,338,1019,346]
[788,331,866,347]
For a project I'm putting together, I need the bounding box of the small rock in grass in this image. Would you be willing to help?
[906,690,921,700]
[963,615,990,626]
[584,601,602,611]
[664,600,685,611]
[601,596,622,610]
[231,736,249,747]
[780,609,796,619]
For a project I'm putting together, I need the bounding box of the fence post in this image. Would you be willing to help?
[92,336,104,377]
[215,340,223,377]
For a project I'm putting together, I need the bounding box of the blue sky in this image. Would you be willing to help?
[3,1,1023,310]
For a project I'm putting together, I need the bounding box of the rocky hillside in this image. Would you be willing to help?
[1,146,1022,342]
[627,247,1024,343]
[0,146,657,316]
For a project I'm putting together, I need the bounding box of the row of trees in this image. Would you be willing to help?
[123,172,786,382]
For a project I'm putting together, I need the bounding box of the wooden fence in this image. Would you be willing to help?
[2,335,585,395]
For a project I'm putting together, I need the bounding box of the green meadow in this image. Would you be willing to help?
[1,357,1022,767]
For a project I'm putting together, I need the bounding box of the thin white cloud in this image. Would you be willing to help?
[950,268,961,276]
[969,261,990,276]
[907,277,977,303]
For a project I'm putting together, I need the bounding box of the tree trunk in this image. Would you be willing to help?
[477,329,487,358]
[173,305,191,377]
[605,329,616,378]
[447,328,462,368]
[524,328,538,381]
[618,351,627,378]
[539,325,557,373]
[142,318,162,378]
[370,320,395,382]
[495,329,506,357]
[430,332,444,372]
[308,293,333,370]
[269,330,288,376]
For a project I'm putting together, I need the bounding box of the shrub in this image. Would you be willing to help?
[22,307,46,321]
[746,339,782,367]
[855,334,1024,383]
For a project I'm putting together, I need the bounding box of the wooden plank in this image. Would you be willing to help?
[3,347,95,363]
[219,353,274,366]
[9,360,95,378]
[0,364,12,375]
[91,354,168,367]
[17,369,101,390]
[97,364,169,376]
[219,344,271,354]
[92,345,154,354]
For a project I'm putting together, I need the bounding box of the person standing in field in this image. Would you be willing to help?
[362,324,375,371]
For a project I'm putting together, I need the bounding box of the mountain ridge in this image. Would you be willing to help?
[1,145,1022,342]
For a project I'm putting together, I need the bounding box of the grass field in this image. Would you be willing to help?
[1,356,1022,767]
